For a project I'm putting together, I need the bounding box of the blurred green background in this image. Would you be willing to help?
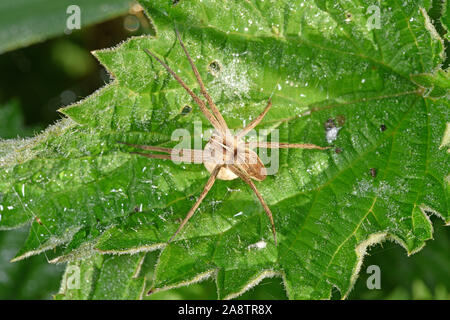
[0,0,448,300]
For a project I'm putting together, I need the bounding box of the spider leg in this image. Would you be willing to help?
[130,152,172,160]
[117,141,172,153]
[175,29,229,135]
[143,48,222,132]
[169,165,223,243]
[118,142,209,163]
[227,165,277,245]
[245,142,330,150]
[237,98,272,139]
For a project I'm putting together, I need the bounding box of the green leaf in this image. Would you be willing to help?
[350,218,450,299]
[0,227,63,299]
[0,0,448,299]
[411,69,450,99]
[441,0,450,41]
[0,0,133,54]
[56,253,146,300]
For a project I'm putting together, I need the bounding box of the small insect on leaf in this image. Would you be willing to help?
[180,105,192,115]
[207,60,221,77]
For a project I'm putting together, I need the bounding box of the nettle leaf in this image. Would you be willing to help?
[0,0,132,54]
[441,0,449,41]
[0,0,448,299]
[56,253,146,300]
[411,69,450,99]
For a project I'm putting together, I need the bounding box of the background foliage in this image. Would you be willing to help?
[0,0,448,299]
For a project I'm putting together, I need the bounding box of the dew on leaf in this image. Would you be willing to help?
[209,56,250,101]
[352,178,373,197]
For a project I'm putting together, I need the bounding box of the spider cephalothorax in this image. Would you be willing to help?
[120,29,329,245]
[203,132,266,182]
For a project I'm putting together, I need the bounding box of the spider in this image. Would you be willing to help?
[120,30,329,245]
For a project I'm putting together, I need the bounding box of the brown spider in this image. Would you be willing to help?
[120,30,329,245]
